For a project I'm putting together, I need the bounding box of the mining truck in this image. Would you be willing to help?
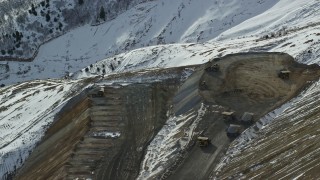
[240,112,254,124]
[278,70,290,79]
[226,124,244,138]
[197,136,210,147]
[97,87,105,97]
[222,111,236,122]
[199,81,208,90]
[89,87,105,98]
[205,63,220,72]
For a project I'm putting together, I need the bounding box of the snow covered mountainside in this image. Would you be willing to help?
[0,0,320,179]
[0,79,90,178]
[0,0,145,59]
[1,0,319,86]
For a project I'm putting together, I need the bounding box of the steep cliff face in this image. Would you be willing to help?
[12,67,181,180]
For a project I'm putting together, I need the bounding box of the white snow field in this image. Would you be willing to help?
[0,0,319,179]
[1,0,319,85]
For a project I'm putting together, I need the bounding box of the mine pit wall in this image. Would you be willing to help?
[13,52,319,180]
[95,81,178,180]
[13,80,179,180]
[173,69,203,116]
[14,93,92,180]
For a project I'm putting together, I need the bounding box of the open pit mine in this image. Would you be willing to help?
[6,52,320,180]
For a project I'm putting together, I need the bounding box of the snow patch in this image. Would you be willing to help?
[137,103,207,179]
[91,131,121,138]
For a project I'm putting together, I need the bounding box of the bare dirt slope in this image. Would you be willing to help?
[200,52,320,118]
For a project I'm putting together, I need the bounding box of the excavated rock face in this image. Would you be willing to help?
[200,52,320,119]
[14,68,183,180]
[13,53,320,180]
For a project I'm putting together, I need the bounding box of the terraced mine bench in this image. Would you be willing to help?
[13,52,320,180]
